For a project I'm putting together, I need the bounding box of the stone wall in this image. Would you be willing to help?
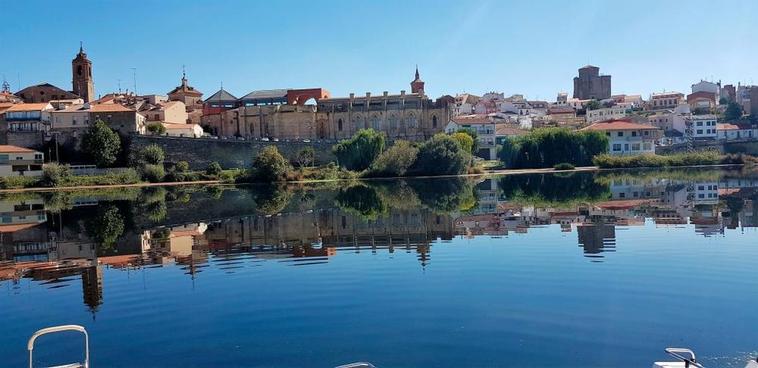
[130,135,336,169]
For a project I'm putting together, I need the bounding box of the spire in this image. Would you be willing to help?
[415,64,420,80]
[79,41,83,53]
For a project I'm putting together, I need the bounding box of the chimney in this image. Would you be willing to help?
[349,93,354,99]
[383,91,388,97]
[365,92,371,98]
[400,90,406,96]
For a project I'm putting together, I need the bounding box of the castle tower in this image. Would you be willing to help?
[410,65,425,95]
[72,43,95,102]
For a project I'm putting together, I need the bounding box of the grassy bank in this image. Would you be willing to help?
[592,151,752,169]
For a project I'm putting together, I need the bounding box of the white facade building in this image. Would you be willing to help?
[581,120,661,155]
[586,106,628,123]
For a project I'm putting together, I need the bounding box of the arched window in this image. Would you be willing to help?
[432,115,438,128]
[77,65,83,76]
[407,113,417,128]
[337,118,343,131]
[371,115,381,130]
[388,115,398,132]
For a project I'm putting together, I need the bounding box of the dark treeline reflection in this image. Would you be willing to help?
[3,168,758,311]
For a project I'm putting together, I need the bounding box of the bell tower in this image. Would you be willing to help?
[72,42,95,102]
[410,65,425,95]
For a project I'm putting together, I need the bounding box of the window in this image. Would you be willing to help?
[632,131,637,137]
[612,144,622,151]
[632,143,640,151]
[697,129,703,134]
[644,131,649,136]
[697,121,702,127]
[337,118,343,131]
[617,131,623,137]
[432,115,438,128]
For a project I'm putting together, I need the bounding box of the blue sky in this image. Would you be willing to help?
[1,0,757,100]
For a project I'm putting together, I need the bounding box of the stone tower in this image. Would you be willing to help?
[72,43,95,102]
[410,65,425,95]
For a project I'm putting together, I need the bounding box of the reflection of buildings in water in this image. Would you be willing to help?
[576,223,616,260]
[473,179,499,214]
[455,214,506,237]
[81,262,103,313]
[0,198,49,262]
[690,205,724,237]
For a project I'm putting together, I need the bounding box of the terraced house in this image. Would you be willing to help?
[581,120,661,155]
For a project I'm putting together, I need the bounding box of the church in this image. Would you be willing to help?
[15,44,95,103]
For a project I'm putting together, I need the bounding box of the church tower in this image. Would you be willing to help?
[72,43,95,102]
[410,65,425,95]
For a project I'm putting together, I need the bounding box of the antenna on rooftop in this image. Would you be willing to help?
[130,68,137,96]
[117,79,121,94]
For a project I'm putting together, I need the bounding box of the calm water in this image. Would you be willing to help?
[1,169,758,367]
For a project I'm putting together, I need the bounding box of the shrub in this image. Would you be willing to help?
[206,162,223,177]
[411,134,470,176]
[175,161,190,172]
[332,128,385,171]
[41,163,72,187]
[250,146,291,182]
[147,123,166,135]
[366,140,419,177]
[134,145,165,166]
[456,129,479,153]
[592,151,728,169]
[501,128,608,169]
[295,147,315,168]
[553,163,575,170]
[0,176,39,189]
[141,164,165,182]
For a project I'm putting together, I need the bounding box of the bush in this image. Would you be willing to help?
[0,176,39,189]
[553,163,575,170]
[141,164,165,182]
[206,162,223,177]
[134,145,165,166]
[332,129,385,171]
[456,129,479,153]
[175,161,190,172]
[592,151,730,169]
[411,134,470,176]
[41,163,72,187]
[147,123,166,135]
[295,147,315,168]
[250,146,291,182]
[366,140,419,177]
[81,120,121,167]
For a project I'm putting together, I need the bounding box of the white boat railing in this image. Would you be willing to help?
[27,325,89,368]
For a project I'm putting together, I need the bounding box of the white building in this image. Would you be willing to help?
[648,92,685,110]
[0,145,44,177]
[4,103,53,132]
[691,80,721,101]
[161,123,205,138]
[677,115,718,140]
[581,120,661,155]
[586,106,629,123]
[445,115,497,159]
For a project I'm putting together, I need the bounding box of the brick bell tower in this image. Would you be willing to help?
[410,65,425,95]
[72,42,95,102]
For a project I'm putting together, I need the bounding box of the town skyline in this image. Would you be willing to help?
[2,0,758,100]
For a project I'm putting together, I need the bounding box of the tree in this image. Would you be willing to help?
[141,164,165,182]
[456,129,479,154]
[81,120,121,167]
[411,134,470,176]
[251,146,291,182]
[147,123,166,135]
[451,132,475,154]
[584,99,602,111]
[367,140,419,177]
[332,128,385,171]
[206,162,223,177]
[295,147,315,168]
[724,101,743,121]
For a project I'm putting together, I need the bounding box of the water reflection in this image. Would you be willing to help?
[2,169,758,313]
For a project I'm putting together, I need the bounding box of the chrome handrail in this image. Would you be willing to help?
[28,325,89,368]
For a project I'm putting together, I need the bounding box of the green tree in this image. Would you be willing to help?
[295,147,315,168]
[141,164,165,182]
[724,101,743,121]
[411,134,470,176]
[584,99,601,111]
[147,123,166,135]
[367,140,419,177]
[456,129,479,154]
[81,120,121,167]
[206,162,223,177]
[332,128,385,171]
[451,132,475,154]
[335,184,387,220]
[251,146,291,182]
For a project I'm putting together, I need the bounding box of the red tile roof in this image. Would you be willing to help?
[0,145,37,153]
[6,103,51,112]
[451,114,491,124]
[717,123,739,130]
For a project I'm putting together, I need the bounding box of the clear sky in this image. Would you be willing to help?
[1,0,757,101]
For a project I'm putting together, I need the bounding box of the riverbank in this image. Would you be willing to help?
[0,162,747,194]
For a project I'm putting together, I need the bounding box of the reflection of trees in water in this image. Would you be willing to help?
[254,184,293,215]
[85,205,125,250]
[408,178,478,213]
[499,172,610,206]
[139,187,167,222]
[335,184,388,220]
